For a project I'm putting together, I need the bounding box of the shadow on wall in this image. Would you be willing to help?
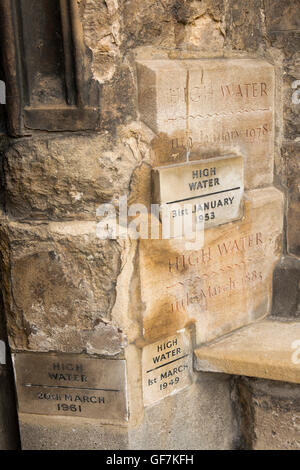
[0,289,20,449]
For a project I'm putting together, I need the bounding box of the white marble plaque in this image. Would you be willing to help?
[137,58,274,189]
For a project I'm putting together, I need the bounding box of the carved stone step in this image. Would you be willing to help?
[195,320,300,384]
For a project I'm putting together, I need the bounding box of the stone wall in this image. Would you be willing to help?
[0,0,299,450]
[238,377,300,450]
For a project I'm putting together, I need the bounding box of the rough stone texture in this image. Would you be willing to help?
[271,256,300,319]
[3,130,151,221]
[225,0,266,52]
[137,58,275,190]
[238,378,300,450]
[79,0,122,84]
[19,372,239,450]
[121,0,176,49]
[0,217,126,354]
[283,53,300,142]
[264,0,300,32]
[263,3,300,143]
[0,109,5,135]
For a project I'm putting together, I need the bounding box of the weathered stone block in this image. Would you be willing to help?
[283,67,300,142]
[225,0,266,52]
[137,58,275,189]
[2,133,140,220]
[238,378,300,450]
[139,187,283,344]
[284,143,300,256]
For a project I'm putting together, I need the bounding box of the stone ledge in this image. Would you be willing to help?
[194,320,300,384]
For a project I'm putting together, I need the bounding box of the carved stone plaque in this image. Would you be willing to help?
[137,58,274,189]
[13,353,128,421]
[142,331,193,406]
[153,155,244,230]
[140,188,283,344]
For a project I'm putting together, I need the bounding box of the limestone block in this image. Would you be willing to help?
[225,0,266,51]
[238,378,300,450]
[195,320,300,384]
[137,58,275,189]
[283,68,300,142]
[264,0,300,32]
[3,133,140,220]
[0,216,126,354]
[139,187,283,344]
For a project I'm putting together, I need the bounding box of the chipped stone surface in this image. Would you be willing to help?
[79,0,121,83]
[0,217,126,354]
[3,131,150,221]
[225,0,266,52]
[271,256,300,320]
[285,145,300,256]
[264,0,300,32]
[175,13,225,49]
[238,378,300,450]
